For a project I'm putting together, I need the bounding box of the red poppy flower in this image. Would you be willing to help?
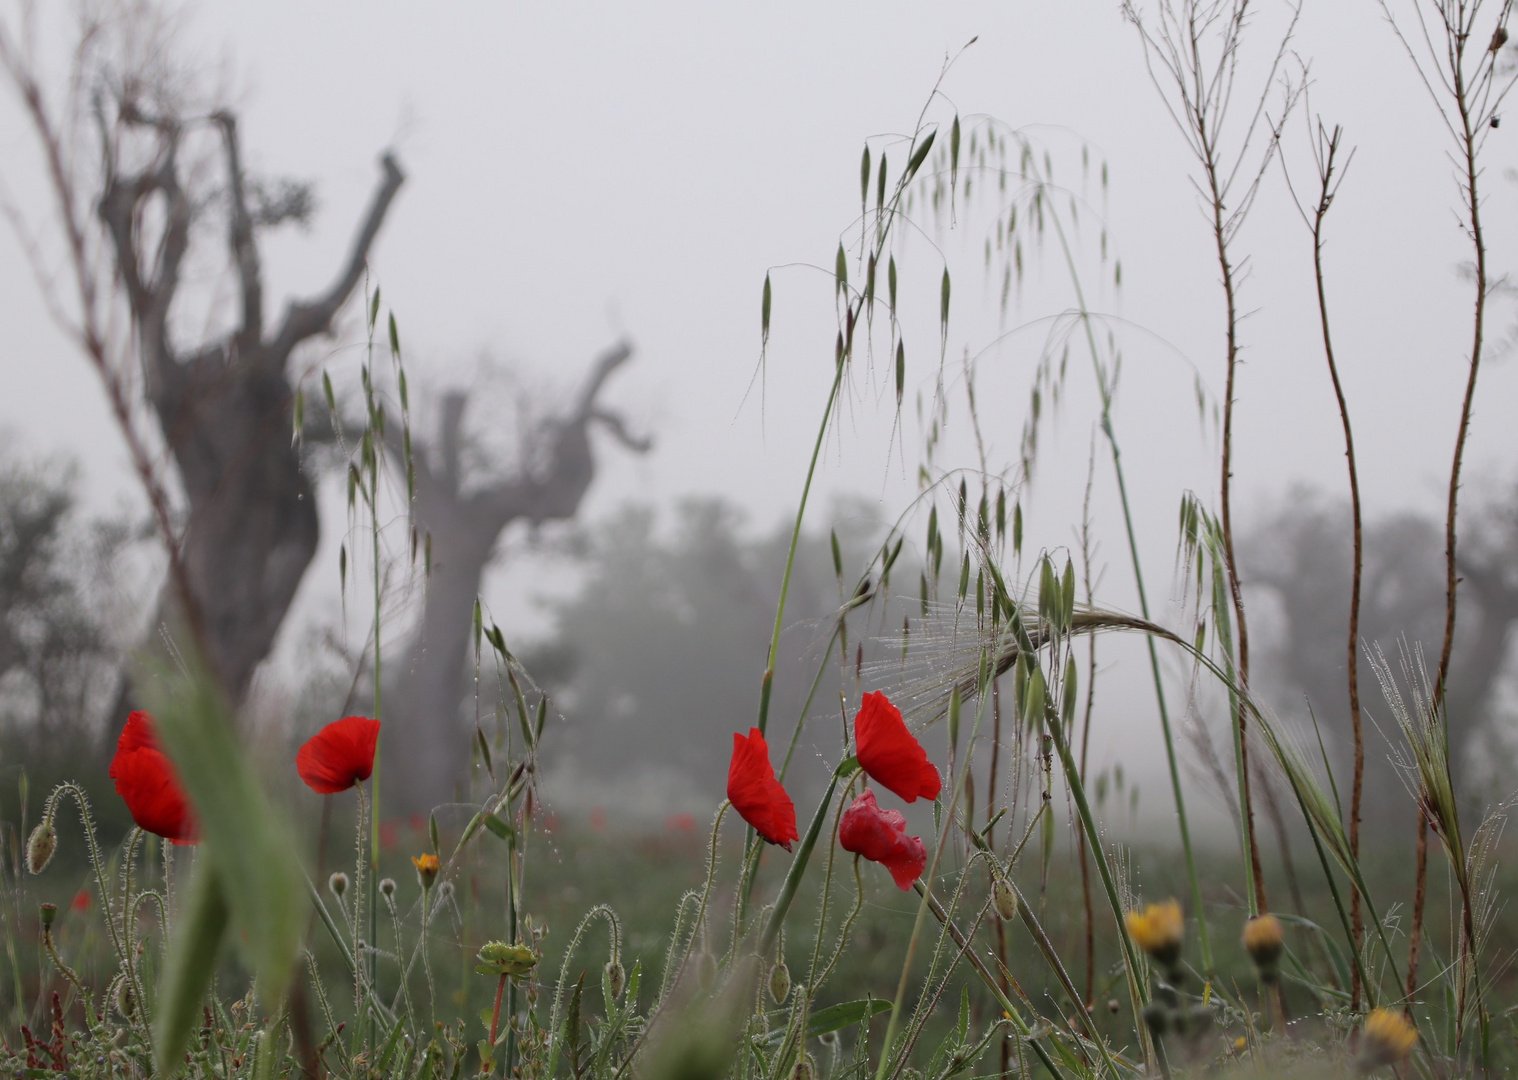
[70,890,91,913]
[839,789,926,890]
[727,728,799,851]
[854,691,941,803]
[109,711,198,845]
[296,716,380,794]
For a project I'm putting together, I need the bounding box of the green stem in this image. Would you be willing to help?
[759,767,847,956]
[1046,175,1211,972]
[738,356,850,920]
[875,662,993,1080]
[1043,670,1151,1050]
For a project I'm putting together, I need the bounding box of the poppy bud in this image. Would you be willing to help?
[791,1055,816,1080]
[605,960,625,1001]
[328,872,349,899]
[991,878,1017,922]
[26,821,57,875]
[1242,914,1284,984]
[770,961,791,1004]
[379,877,396,899]
[39,902,57,928]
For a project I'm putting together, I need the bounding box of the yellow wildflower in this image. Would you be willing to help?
[1125,899,1184,968]
[1242,914,1284,982]
[412,852,440,888]
[1359,1009,1416,1071]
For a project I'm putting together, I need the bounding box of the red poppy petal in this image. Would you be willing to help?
[726,729,799,850]
[297,716,380,794]
[109,712,197,844]
[110,746,197,844]
[838,789,925,890]
[115,710,159,755]
[854,692,941,803]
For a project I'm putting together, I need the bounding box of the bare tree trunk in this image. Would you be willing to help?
[384,343,648,815]
[96,104,404,706]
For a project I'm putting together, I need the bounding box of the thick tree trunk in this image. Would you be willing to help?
[382,345,646,815]
[98,105,403,710]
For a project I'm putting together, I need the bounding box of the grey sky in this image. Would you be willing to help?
[2,2,1515,822]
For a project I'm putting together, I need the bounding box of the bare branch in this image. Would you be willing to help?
[571,339,634,420]
[589,408,653,453]
[214,110,262,350]
[269,152,405,365]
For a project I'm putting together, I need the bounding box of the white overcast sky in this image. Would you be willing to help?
[3,1,1517,813]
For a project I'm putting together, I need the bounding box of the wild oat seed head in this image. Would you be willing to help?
[1359,1009,1416,1070]
[1125,899,1184,968]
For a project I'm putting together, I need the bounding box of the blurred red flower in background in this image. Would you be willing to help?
[296,716,380,794]
[70,890,91,913]
[109,711,198,845]
[854,692,941,803]
[839,789,926,890]
[727,728,798,851]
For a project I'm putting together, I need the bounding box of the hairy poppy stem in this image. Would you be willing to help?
[759,764,851,957]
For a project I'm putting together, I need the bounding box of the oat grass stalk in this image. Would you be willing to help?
[1369,645,1487,1058]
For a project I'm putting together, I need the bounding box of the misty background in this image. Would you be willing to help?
[3,1,1518,844]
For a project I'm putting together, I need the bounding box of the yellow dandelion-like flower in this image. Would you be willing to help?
[1242,914,1284,981]
[1359,1008,1416,1071]
[412,852,441,888]
[1125,899,1184,968]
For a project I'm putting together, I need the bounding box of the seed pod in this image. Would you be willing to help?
[26,821,56,875]
[769,961,791,1005]
[39,902,57,928]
